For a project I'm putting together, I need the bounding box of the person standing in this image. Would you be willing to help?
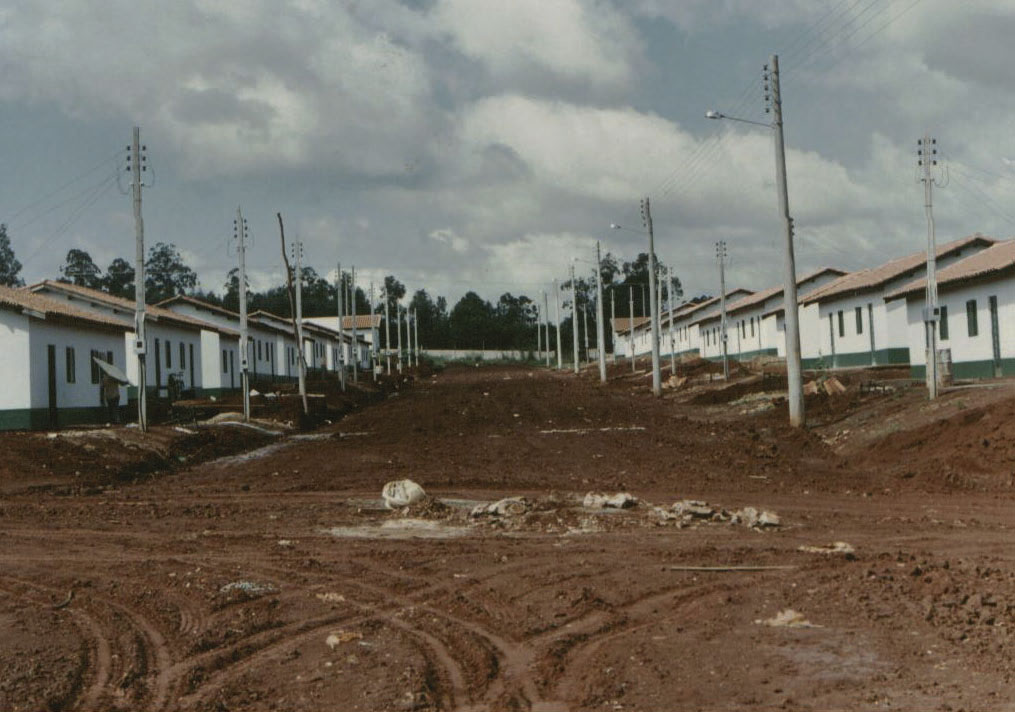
[101,373,121,424]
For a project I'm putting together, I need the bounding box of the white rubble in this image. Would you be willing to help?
[381,479,426,509]
[583,492,638,509]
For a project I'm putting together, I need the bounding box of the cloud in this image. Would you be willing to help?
[429,228,470,253]
[430,0,639,87]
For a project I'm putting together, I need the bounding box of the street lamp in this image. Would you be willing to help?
[705,52,804,427]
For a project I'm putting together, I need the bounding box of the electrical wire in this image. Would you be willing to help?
[21,174,118,267]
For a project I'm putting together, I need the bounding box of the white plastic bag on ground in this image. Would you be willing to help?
[382,479,426,509]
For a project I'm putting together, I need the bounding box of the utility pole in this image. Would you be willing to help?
[397,303,403,372]
[596,241,607,383]
[571,263,579,374]
[582,300,590,366]
[554,279,563,370]
[920,134,940,399]
[543,291,551,368]
[350,267,359,383]
[536,299,542,361]
[628,285,635,373]
[234,207,250,421]
[336,262,346,391]
[294,239,307,404]
[641,197,661,397]
[370,282,378,381]
[610,288,617,365]
[716,240,729,380]
[410,308,418,365]
[768,53,804,427]
[669,275,677,375]
[128,127,148,432]
[383,285,392,375]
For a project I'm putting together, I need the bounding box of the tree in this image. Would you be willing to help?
[382,275,406,316]
[59,249,102,289]
[0,224,24,287]
[103,257,135,299]
[449,292,494,349]
[144,242,198,303]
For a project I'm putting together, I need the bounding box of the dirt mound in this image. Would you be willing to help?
[857,395,1015,490]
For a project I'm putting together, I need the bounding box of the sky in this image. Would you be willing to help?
[1,0,1014,311]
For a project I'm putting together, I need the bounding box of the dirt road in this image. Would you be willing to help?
[2,365,1015,711]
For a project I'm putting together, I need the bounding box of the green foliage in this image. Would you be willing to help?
[59,249,103,289]
[144,242,199,302]
[102,257,135,299]
[0,224,24,287]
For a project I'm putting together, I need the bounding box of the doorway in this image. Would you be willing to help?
[47,345,57,427]
[990,295,1001,377]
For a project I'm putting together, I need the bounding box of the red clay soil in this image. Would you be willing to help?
[2,365,1015,711]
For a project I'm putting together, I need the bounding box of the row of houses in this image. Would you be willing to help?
[613,233,1014,381]
[0,281,380,429]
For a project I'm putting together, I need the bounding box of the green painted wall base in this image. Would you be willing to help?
[802,347,910,370]
[0,405,124,431]
[912,358,1015,381]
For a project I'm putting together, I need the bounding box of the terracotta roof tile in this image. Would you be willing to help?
[886,239,1015,301]
[801,235,995,305]
[0,285,131,330]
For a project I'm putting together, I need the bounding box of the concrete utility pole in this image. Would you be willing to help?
[235,207,250,421]
[919,134,940,399]
[536,298,542,361]
[543,291,551,368]
[582,300,590,367]
[641,197,661,397]
[410,308,418,365]
[554,279,563,370]
[349,268,359,383]
[294,239,307,404]
[716,240,730,380]
[336,263,346,391]
[610,288,617,365]
[669,275,677,375]
[383,286,392,374]
[128,127,148,432]
[596,241,607,383]
[370,282,378,380]
[769,54,804,427]
[571,263,579,374]
[628,285,635,373]
[396,304,403,372]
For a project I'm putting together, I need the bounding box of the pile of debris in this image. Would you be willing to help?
[804,376,847,396]
[652,499,781,530]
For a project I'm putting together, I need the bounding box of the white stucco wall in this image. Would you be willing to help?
[0,310,31,410]
[28,320,126,409]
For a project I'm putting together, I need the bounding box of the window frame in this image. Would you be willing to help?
[939,305,949,341]
[65,346,76,384]
[966,299,978,337]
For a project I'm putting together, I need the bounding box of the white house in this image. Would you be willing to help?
[303,314,377,370]
[886,239,1015,381]
[28,280,239,399]
[798,234,995,369]
[695,268,846,362]
[158,296,299,385]
[0,286,132,429]
[609,316,650,359]
[666,289,755,360]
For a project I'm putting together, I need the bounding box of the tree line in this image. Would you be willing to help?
[0,223,698,354]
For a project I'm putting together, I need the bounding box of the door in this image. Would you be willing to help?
[154,337,161,397]
[868,303,876,365]
[189,344,195,389]
[990,295,1002,377]
[47,345,57,428]
[229,350,235,389]
[828,313,836,366]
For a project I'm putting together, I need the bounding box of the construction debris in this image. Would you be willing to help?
[731,506,781,529]
[583,492,638,509]
[470,497,530,517]
[381,479,426,509]
[798,541,856,556]
[663,375,687,390]
[824,377,847,395]
[756,609,821,628]
[325,630,363,649]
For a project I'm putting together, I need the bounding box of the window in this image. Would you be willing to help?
[855,307,863,334]
[180,342,185,368]
[837,310,844,338]
[940,305,949,340]
[223,349,228,373]
[65,347,76,383]
[967,300,978,337]
[741,320,746,337]
[750,317,755,337]
[165,340,172,369]
[90,349,102,383]
[257,340,262,360]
